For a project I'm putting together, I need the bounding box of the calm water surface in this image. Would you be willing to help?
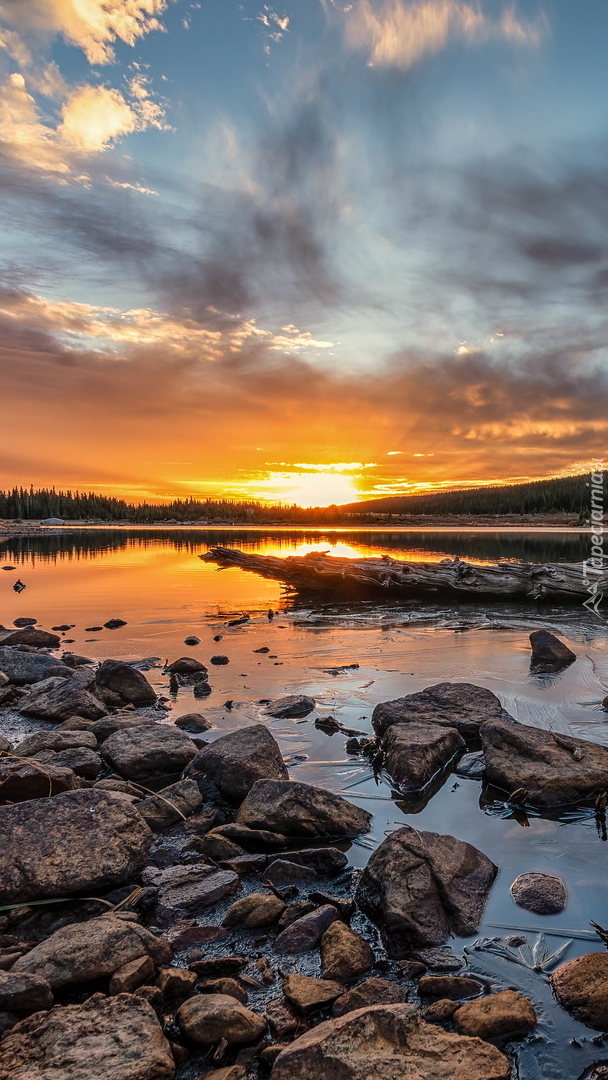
[2,528,608,1077]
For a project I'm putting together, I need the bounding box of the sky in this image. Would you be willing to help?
[0,0,607,507]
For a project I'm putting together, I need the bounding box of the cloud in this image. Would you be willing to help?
[0,0,171,65]
[343,0,545,69]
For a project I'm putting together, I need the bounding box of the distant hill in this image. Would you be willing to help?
[340,475,591,517]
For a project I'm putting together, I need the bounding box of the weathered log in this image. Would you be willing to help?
[200,547,607,603]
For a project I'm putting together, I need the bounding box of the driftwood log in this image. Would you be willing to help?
[200,546,608,603]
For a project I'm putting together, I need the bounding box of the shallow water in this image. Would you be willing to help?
[2,528,608,1077]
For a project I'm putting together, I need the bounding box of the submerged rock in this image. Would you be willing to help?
[270,1003,511,1080]
[101,724,197,780]
[510,872,567,914]
[265,694,316,718]
[382,723,465,794]
[372,682,512,742]
[0,789,152,904]
[355,826,497,956]
[188,724,289,803]
[529,630,576,666]
[236,779,372,838]
[481,719,608,806]
[550,952,608,1030]
[0,992,175,1080]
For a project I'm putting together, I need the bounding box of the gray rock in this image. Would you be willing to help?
[95,660,156,707]
[529,630,576,665]
[101,724,197,780]
[510,872,567,914]
[268,848,348,875]
[91,714,157,742]
[18,668,107,722]
[0,789,152,904]
[0,647,70,685]
[481,719,608,806]
[270,1003,511,1080]
[265,694,316,718]
[263,860,318,886]
[16,730,98,756]
[0,992,175,1080]
[274,904,338,954]
[236,779,372,838]
[13,915,170,989]
[0,972,53,1015]
[141,864,240,915]
[189,724,289,803]
[208,822,288,851]
[32,747,102,779]
[382,723,465,794]
[134,778,202,829]
[355,826,497,956]
[372,682,512,742]
[167,657,208,676]
[0,627,61,648]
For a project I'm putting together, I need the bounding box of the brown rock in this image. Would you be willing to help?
[174,712,211,732]
[188,724,289,803]
[134,779,202,830]
[0,992,174,1080]
[332,977,406,1016]
[550,952,608,1030]
[101,724,197,780]
[372,682,512,742]
[109,955,155,995]
[0,789,152,904]
[510,872,567,914]
[283,973,345,1014]
[0,761,79,801]
[236,779,372,839]
[320,921,375,982]
[0,627,60,648]
[156,967,197,1001]
[529,630,576,665]
[177,993,266,1045]
[419,976,483,999]
[0,972,53,1015]
[198,977,248,1004]
[270,1003,511,1080]
[95,659,156,707]
[382,723,465,794]
[265,998,308,1039]
[16,730,97,755]
[274,905,338,955]
[421,999,460,1023]
[265,695,316,718]
[454,990,537,1039]
[141,864,240,916]
[222,893,285,928]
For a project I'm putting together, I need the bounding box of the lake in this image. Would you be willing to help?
[2,527,608,1077]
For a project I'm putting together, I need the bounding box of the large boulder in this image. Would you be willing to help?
[13,915,170,989]
[550,952,608,1030]
[18,668,107,722]
[236,780,372,839]
[0,647,69,685]
[270,1003,510,1080]
[95,660,157,707]
[0,992,175,1080]
[0,789,152,904]
[101,724,197,780]
[372,683,512,742]
[382,723,465,794]
[481,719,608,806]
[355,826,497,956]
[177,993,267,1045]
[189,724,289,803]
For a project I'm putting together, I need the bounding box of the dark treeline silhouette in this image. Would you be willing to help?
[0,474,597,523]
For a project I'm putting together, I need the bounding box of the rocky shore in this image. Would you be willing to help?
[0,623,607,1079]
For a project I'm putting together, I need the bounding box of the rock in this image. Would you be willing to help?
[18,668,107,721]
[372,682,512,742]
[13,618,37,627]
[283,974,345,1014]
[223,854,267,874]
[95,659,156,707]
[265,694,315,718]
[0,992,174,1080]
[268,847,348,875]
[418,976,483,999]
[141,864,240,915]
[263,860,317,885]
[174,712,211,732]
[332,978,406,1016]
[203,1069,246,1080]
[156,966,197,1000]
[177,993,266,1045]
[13,915,170,989]
[0,735,12,753]
[198,977,248,1003]
[274,905,338,954]
[211,654,230,664]
[183,635,201,646]
[17,730,98,755]
[454,990,537,1039]
[266,998,309,1039]
[0,972,53,1015]
[133,984,164,1016]
[202,832,246,861]
[550,952,608,1030]
[270,1003,511,1080]
[222,893,286,928]
[529,629,576,665]
[40,517,64,525]
[36,747,102,779]
[101,724,197,780]
[104,618,127,629]
[421,999,460,1023]
[0,647,69,685]
[382,723,466,794]
[91,714,157,742]
[0,627,61,648]
[320,921,375,982]
[61,652,94,667]
[277,901,317,930]
[412,948,462,971]
[355,826,497,956]
[167,657,208,676]
[109,956,155,995]
[188,957,246,978]
[481,719,608,806]
[189,724,289,803]
[236,780,372,839]
[510,872,567,914]
[134,779,202,829]
[0,761,79,801]
[0,789,152,904]
[209,822,288,851]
